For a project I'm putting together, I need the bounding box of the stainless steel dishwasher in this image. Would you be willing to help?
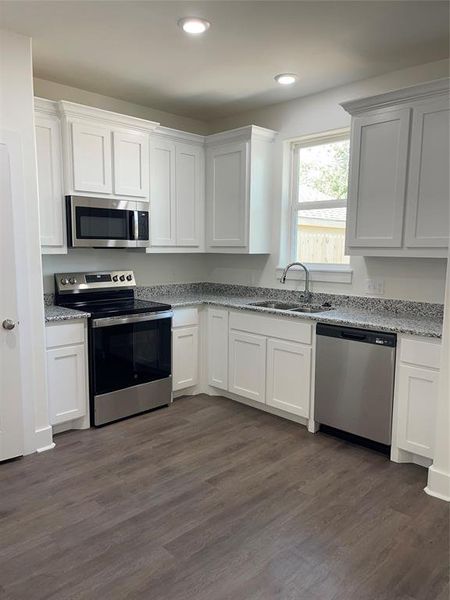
[314,323,397,447]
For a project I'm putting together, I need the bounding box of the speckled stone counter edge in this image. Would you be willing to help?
[134,282,444,319]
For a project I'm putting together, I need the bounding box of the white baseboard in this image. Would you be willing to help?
[36,442,55,453]
[34,425,53,454]
[425,465,450,502]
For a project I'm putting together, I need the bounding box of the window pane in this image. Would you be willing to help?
[297,207,350,264]
[298,139,349,203]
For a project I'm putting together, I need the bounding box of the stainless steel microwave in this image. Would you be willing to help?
[66,196,149,248]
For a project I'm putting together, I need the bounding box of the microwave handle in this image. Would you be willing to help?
[132,211,139,241]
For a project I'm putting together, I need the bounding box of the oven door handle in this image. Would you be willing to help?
[92,310,173,328]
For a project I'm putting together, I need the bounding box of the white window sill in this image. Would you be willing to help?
[275,264,353,284]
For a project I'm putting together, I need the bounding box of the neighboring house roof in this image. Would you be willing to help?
[300,206,346,222]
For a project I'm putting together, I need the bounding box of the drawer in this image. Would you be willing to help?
[46,321,85,348]
[399,336,441,370]
[172,307,199,328]
[229,311,312,345]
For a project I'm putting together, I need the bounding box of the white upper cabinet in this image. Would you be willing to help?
[59,100,157,201]
[342,78,450,258]
[148,129,205,252]
[346,108,410,248]
[207,140,248,248]
[149,137,177,246]
[34,99,66,254]
[113,130,149,198]
[404,96,450,248]
[206,125,276,254]
[71,121,112,194]
[176,142,204,247]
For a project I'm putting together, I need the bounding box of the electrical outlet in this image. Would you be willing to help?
[365,278,385,295]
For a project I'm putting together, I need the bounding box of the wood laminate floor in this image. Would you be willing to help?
[0,395,448,600]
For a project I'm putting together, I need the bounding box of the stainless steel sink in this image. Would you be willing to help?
[289,304,333,314]
[247,300,333,313]
[247,300,302,310]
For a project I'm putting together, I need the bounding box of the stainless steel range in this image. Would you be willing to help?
[55,271,172,426]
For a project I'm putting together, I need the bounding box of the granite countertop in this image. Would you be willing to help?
[45,305,91,323]
[44,283,443,338]
[138,291,443,339]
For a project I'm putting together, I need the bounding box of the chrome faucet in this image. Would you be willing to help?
[280,262,311,302]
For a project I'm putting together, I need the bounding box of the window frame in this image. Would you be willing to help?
[288,128,351,272]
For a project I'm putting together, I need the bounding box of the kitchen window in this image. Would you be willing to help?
[289,131,351,272]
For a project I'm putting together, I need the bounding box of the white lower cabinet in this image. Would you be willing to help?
[229,330,266,403]
[207,308,229,391]
[172,308,199,392]
[393,335,440,461]
[266,339,312,418]
[45,320,88,427]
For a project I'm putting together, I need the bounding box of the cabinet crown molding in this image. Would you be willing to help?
[152,125,205,146]
[206,124,277,146]
[341,78,450,115]
[58,100,160,133]
[34,97,59,116]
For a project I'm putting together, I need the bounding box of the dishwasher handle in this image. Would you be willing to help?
[316,323,396,347]
[341,331,367,341]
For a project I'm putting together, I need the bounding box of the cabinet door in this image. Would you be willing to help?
[405,97,450,248]
[346,108,410,248]
[207,308,229,391]
[266,339,311,418]
[47,344,86,425]
[113,130,149,198]
[149,137,176,246]
[71,121,112,194]
[396,364,438,459]
[229,330,266,403]
[206,141,248,248]
[35,113,65,251]
[176,143,204,246]
[172,326,199,391]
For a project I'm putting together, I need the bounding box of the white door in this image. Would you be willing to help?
[207,308,229,391]
[346,108,410,248]
[0,132,24,460]
[176,142,204,247]
[405,97,450,248]
[35,113,65,251]
[150,137,176,246]
[46,344,86,425]
[172,326,199,391]
[71,121,112,194]
[206,141,248,248]
[113,130,149,198]
[229,330,266,403]
[266,339,311,418]
[396,364,438,459]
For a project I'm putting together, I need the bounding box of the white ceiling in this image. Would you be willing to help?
[1,1,449,120]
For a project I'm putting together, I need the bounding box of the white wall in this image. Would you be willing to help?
[42,250,207,293]
[0,30,52,454]
[205,59,449,303]
[34,77,208,134]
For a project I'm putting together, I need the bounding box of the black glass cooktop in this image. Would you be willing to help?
[57,296,171,319]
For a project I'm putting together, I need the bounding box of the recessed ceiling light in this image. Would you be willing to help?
[274,73,297,85]
[178,17,211,35]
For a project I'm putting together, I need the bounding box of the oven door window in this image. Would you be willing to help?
[92,318,172,395]
[75,206,132,240]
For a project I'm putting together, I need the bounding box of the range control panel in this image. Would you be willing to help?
[55,271,136,293]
